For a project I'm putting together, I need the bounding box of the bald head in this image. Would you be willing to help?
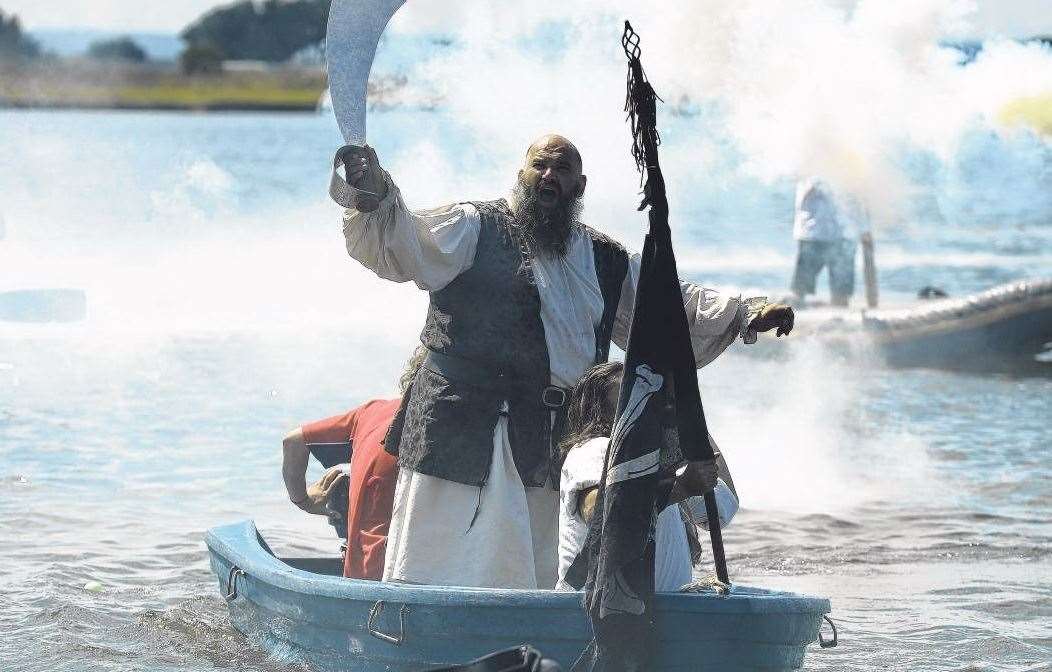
[525,134,583,173]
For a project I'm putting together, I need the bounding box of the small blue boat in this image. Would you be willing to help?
[206,520,835,671]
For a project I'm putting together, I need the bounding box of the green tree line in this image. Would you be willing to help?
[181,0,331,63]
[0,8,41,60]
[88,36,147,62]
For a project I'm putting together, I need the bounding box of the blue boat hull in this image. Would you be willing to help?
[206,521,832,671]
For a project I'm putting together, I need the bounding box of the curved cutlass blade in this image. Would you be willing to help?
[326,0,407,145]
[326,0,406,211]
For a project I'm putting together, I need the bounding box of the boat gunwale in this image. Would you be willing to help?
[862,278,1052,340]
[206,520,831,615]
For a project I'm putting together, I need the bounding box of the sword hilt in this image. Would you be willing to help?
[330,144,384,213]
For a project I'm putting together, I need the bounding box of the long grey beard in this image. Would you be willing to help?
[510,181,583,258]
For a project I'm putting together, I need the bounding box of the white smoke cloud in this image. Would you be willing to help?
[382,0,1052,229]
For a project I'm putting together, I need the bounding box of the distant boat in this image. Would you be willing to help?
[0,288,86,322]
[207,520,835,672]
[861,278,1052,367]
[786,278,1052,370]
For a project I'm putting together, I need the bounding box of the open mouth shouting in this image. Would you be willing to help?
[537,181,561,207]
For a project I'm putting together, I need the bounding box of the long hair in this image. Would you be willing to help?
[559,361,624,461]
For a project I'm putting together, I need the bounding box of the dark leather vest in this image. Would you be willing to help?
[385,199,629,488]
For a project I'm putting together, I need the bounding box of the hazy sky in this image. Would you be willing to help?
[5,0,1052,37]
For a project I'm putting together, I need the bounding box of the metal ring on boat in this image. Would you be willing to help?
[224,566,245,602]
[818,615,838,648]
[367,600,409,645]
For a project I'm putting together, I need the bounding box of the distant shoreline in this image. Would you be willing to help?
[0,98,319,113]
[0,61,429,114]
[0,61,327,113]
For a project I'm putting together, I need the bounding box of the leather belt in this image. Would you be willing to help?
[423,350,570,409]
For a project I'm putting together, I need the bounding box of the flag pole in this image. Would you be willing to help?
[621,21,729,584]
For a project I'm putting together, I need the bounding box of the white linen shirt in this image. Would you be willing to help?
[342,175,756,387]
[556,436,739,592]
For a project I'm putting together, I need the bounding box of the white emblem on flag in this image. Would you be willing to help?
[606,364,664,487]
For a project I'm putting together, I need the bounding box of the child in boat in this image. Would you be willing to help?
[555,361,739,591]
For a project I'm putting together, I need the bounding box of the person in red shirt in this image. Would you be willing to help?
[281,349,422,580]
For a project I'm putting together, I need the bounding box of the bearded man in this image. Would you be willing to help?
[336,134,793,589]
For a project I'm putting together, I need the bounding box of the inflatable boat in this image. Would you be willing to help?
[787,278,1052,369]
[861,278,1052,367]
[206,520,835,671]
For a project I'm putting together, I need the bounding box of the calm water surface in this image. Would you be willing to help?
[1,108,1049,672]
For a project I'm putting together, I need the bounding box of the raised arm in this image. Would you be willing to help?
[338,146,481,292]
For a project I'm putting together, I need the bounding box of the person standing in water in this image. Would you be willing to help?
[790,177,872,307]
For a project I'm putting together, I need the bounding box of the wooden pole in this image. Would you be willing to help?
[623,20,729,584]
[862,233,879,309]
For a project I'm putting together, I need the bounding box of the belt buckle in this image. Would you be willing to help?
[541,385,568,409]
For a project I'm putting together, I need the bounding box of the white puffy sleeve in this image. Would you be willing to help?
[685,479,739,529]
[341,173,481,292]
[611,252,766,368]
